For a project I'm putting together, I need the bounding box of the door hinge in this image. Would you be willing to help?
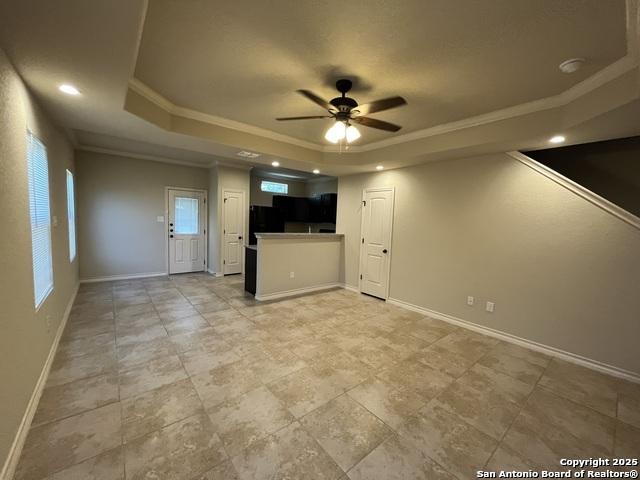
[362,237,364,244]
[224,198,227,203]
[360,274,363,280]
[223,260,226,265]
[223,229,226,234]
[362,200,366,206]
[204,198,206,204]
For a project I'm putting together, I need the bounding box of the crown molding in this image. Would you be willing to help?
[128,78,323,151]
[129,55,638,155]
[128,0,638,156]
[76,144,216,169]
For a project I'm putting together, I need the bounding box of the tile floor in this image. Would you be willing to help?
[14,273,640,479]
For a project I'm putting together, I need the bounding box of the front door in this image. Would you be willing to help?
[360,187,395,299]
[223,189,244,275]
[168,189,206,274]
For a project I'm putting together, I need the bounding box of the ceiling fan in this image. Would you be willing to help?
[276,79,407,144]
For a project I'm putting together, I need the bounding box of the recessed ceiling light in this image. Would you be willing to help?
[236,150,261,158]
[549,135,566,144]
[271,161,280,167]
[376,165,384,171]
[313,169,320,174]
[58,84,80,95]
[559,58,585,74]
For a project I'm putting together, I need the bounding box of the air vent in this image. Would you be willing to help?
[236,150,261,158]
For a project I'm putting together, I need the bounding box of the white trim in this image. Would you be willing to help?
[386,297,640,384]
[129,79,322,152]
[205,269,225,278]
[508,151,640,231]
[0,284,79,480]
[255,282,341,301]
[80,272,166,283]
[340,283,360,293]
[358,186,395,299]
[165,187,209,275]
[128,51,638,154]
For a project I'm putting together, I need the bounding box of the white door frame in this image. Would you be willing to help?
[164,186,208,275]
[220,187,246,275]
[358,186,395,299]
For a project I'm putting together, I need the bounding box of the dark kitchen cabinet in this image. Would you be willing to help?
[272,194,337,224]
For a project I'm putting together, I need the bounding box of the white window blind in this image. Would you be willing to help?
[66,169,77,261]
[174,196,199,234]
[27,131,53,308]
[261,180,288,194]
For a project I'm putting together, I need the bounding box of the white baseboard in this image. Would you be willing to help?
[387,297,640,383]
[0,283,79,480]
[215,272,224,278]
[256,283,341,301]
[79,272,167,283]
[340,283,360,293]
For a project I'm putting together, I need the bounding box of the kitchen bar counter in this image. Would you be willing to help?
[246,233,344,300]
[254,233,343,239]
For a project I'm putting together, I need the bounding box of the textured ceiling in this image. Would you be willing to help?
[135,0,627,145]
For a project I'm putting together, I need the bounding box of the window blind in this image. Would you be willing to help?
[66,169,76,261]
[27,131,53,308]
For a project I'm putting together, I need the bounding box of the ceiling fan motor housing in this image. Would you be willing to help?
[331,79,358,114]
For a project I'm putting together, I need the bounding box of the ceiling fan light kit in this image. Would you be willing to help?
[277,78,407,144]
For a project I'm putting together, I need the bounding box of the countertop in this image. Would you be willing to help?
[254,233,344,239]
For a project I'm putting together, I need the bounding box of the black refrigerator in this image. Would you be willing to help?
[248,205,284,244]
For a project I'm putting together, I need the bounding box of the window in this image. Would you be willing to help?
[261,180,288,194]
[174,196,199,234]
[66,170,76,261]
[27,131,53,308]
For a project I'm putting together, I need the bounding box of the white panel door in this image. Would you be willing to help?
[360,188,394,299]
[223,190,244,275]
[168,189,206,274]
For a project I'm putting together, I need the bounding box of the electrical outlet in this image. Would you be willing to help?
[486,301,495,313]
[467,296,474,306]
[289,271,295,279]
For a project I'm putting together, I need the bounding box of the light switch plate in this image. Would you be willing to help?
[156,216,165,223]
[486,301,495,313]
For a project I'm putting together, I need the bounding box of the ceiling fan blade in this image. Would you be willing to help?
[352,116,402,132]
[352,96,407,116]
[297,90,336,111]
[276,115,330,121]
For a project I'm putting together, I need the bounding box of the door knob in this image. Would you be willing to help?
[238,236,243,240]
[170,234,174,238]
[382,249,388,254]
[170,229,174,232]
[169,223,174,227]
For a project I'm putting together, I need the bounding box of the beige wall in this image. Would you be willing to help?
[75,151,209,279]
[528,136,640,218]
[337,153,640,375]
[249,174,306,207]
[256,235,342,298]
[306,177,338,198]
[213,165,250,274]
[0,50,79,471]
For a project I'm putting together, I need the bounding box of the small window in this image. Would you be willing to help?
[261,181,288,195]
[66,170,77,261]
[174,196,199,234]
[27,131,53,308]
